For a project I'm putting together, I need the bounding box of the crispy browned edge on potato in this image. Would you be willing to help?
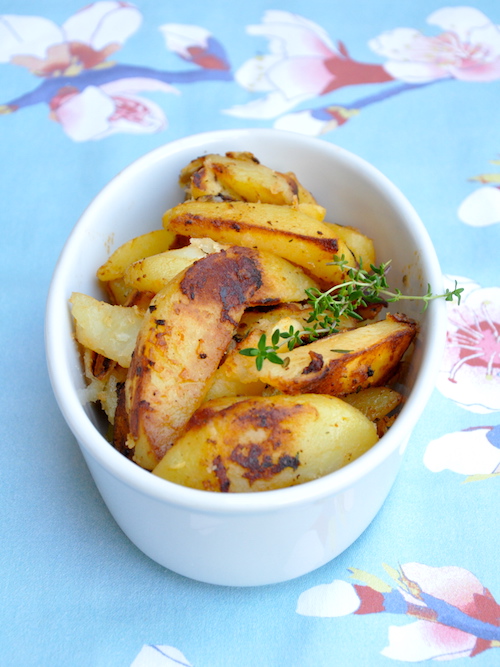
[125,245,317,469]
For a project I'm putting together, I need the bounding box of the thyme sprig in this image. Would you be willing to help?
[239,256,463,370]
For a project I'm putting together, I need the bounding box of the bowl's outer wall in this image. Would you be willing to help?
[46,129,447,585]
[81,436,407,586]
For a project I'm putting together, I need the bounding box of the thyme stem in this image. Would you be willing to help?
[239,256,463,369]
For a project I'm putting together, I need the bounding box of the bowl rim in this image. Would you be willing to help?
[45,127,447,515]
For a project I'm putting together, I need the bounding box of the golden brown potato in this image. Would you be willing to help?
[179,152,261,191]
[220,314,417,396]
[191,153,299,204]
[180,152,325,216]
[292,175,327,220]
[163,200,373,285]
[342,386,402,422]
[327,222,376,268]
[104,277,135,306]
[96,229,176,282]
[204,372,266,401]
[213,302,358,392]
[125,245,309,470]
[152,394,379,492]
[292,175,319,206]
[70,292,145,368]
[231,301,356,341]
[123,243,211,293]
[240,302,358,348]
[295,202,327,221]
[237,250,320,306]
[124,241,318,301]
[205,305,292,388]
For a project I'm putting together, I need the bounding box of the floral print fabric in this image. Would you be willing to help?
[1,2,498,665]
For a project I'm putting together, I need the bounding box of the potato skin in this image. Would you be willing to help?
[238,249,319,305]
[221,314,417,397]
[152,394,379,492]
[179,152,324,216]
[215,302,359,390]
[126,246,266,470]
[270,314,417,396]
[187,153,300,204]
[163,200,362,286]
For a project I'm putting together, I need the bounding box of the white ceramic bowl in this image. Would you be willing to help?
[46,128,446,586]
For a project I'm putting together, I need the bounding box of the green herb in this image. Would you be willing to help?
[239,255,463,370]
[239,330,285,371]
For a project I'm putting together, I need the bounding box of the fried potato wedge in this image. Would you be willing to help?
[104,277,135,306]
[70,293,145,368]
[204,304,317,401]
[179,152,260,189]
[125,246,301,470]
[187,153,299,204]
[124,240,318,300]
[295,202,327,221]
[293,175,319,206]
[233,249,320,305]
[327,222,376,268]
[341,386,402,422]
[239,302,318,341]
[97,229,176,282]
[215,303,359,384]
[292,176,327,220]
[242,301,359,346]
[204,372,266,401]
[163,200,373,285]
[152,394,379,492]
[220,314,417,396]
[180,151,324,214]
[123,243,210,293]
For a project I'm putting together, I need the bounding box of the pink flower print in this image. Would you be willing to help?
[50,78,177,141]
[0,2,142,76]
[0,14,64,71]
[369,7,500,83]
[0,7,233,139]
[225,10,391,119]
[436,277,500,413]
[159,24,229,70]
[62,1,142,54]
[297,563,500,661]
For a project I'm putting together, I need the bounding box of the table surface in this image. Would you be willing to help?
[1,1,500,665]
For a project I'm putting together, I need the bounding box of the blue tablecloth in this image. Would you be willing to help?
[1,1,500,665]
